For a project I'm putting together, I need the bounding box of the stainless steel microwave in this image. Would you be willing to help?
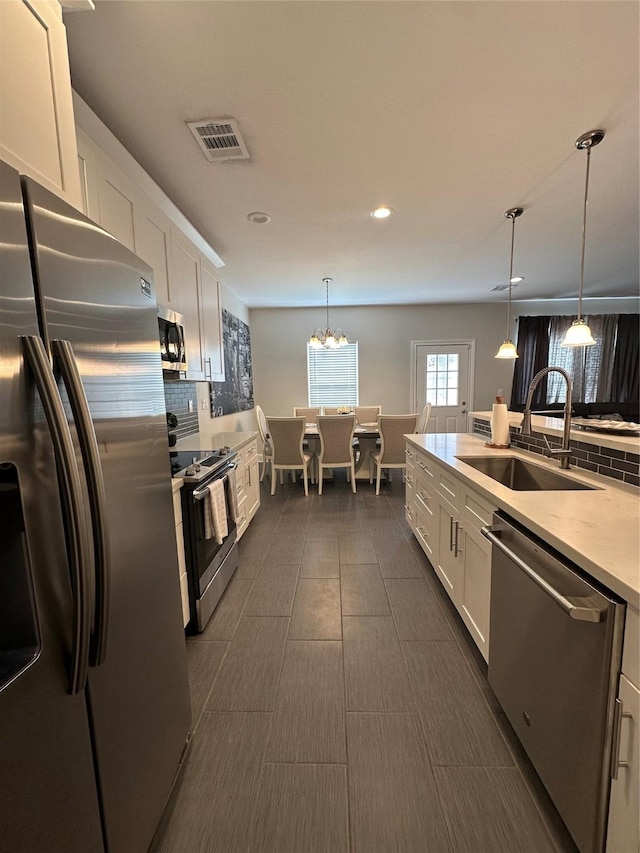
[158,306,187,372]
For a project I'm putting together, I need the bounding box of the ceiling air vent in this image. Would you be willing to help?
[186,118,250,162]
[491,283,519,292]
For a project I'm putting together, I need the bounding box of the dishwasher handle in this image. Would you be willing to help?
[481,526,605,623]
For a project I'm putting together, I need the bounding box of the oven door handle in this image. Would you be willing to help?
[192,461,238,501]
[481,526,605,623]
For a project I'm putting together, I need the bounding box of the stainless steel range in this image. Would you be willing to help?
[172,449,239,632]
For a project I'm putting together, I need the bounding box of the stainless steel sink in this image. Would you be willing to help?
[456,456,597,491]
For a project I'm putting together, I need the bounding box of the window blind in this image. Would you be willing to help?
[307,342,359,407]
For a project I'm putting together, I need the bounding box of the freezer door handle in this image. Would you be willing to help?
[481,525,606,623]
[52,339,110,667]
[21,336,92,693]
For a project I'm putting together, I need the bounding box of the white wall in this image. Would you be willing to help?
[249,298,639,419]
[196,282,256,435]
[250,303,515,418]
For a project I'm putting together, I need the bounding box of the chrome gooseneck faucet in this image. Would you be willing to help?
[521,366,573,469]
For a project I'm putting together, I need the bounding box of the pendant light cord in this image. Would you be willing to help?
[506,213,516,340]
[578,146,591,322]
[325,278,330,330]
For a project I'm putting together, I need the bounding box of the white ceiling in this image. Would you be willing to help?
[64,1,639,309]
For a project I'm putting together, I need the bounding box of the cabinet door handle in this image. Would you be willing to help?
[453,520,462,557]
[204,357,212,380]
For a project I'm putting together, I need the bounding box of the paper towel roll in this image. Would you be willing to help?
[491,403,510,446]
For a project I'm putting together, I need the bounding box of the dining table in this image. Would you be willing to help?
[304,422,380,480]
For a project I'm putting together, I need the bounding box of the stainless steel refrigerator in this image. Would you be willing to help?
[0,160,191,853]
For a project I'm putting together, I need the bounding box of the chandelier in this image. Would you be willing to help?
[309,278,349,349]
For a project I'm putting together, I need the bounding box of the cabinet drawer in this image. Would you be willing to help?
[434,467,460,509]
[415,482,435,530]
[414,452,436,485]
[415,503,436,562]
[461,487,497,538]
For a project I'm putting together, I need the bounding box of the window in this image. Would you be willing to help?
[511,313,639,407]
[425,352,459,406]
[307,342,359,407]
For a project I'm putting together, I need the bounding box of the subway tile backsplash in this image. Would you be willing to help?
[472,417,640,488]
[163,381,199,440]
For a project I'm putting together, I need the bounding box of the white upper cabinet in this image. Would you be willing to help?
[96,159,138,252]
[171,227,205,380]
[0,0,81,207]
[201,256,225,382]
[134,201,175,309]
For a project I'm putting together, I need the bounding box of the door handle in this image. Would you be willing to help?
[481,526,605,622]
[204,356,212,380]
[52,339,110,666]
[22,336,92,693]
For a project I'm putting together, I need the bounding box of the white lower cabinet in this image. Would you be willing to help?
[235,437,260,540]
[405,441,496,663]
[172,483,190,628]
[607,604,640,853]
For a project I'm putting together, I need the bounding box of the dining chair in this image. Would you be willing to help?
[322,406,342,415]
[293,406,322,424]
[369,413,419,495]
[354,405,382,426]
[266,416,314,496]
[316,415,357,495]
[255,404,272,482]
[416,403,432,433]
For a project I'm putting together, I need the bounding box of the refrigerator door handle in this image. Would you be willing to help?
[21,335,92,694]
[52,339,110,667]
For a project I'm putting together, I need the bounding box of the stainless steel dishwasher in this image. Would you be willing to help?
[482,512,626,853]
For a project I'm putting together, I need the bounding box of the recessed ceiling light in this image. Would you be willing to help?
[510,275,524,283]
[247,211,271,224]
[370,206,393,219]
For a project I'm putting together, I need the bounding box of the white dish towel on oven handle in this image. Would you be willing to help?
[204,479,228,544]
[225,465,239,521]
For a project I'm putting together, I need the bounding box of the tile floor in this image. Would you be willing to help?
[152,474,578,853]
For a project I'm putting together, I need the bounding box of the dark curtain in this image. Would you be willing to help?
[611,314,639,403]
[510,316,551,408]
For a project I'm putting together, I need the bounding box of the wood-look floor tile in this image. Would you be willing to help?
[289,579,342,640]
[343,616,415,711]
[340,564,390,615]
[194,578,254,641]
[243,563,299,616]
[266,641,346,763]
[185,640,228,730]
[152,711,272,853]
[347,713,451,853]
[300,539,340,578]
[373,538,424,577]
[251,763,348,853]
[402,641,513,766]
[338,532,378,564]
[205,617,289,711]
[385,577,454,641]
[434,765,560,852]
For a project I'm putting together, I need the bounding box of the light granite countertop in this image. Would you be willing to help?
[175,431,258,453]
[406,432,640,608]
[470,410,640,455]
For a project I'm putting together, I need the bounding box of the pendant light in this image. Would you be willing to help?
[495,207,523,359]
[309,278,348,349]
[561,129,605,347]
